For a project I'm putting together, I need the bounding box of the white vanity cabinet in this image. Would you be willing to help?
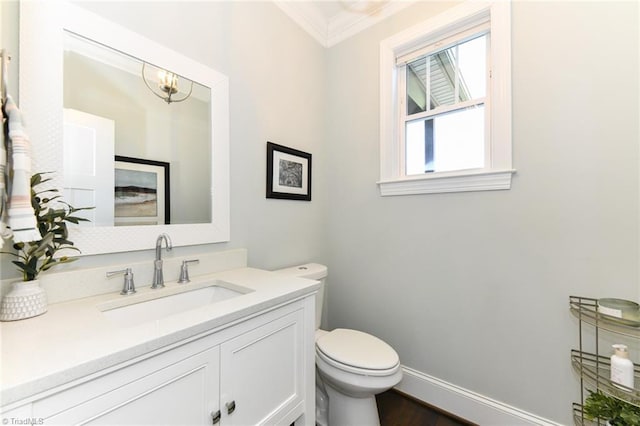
[6,299,310,426]
[40,345,221,425]
[220,308,305,425]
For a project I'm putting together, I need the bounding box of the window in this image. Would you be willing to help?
[379,2,513,195]
[404,34,487,175]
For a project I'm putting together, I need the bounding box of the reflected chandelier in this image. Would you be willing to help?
[142,62,193,104]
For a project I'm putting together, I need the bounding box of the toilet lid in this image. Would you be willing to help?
[316,328,399,370]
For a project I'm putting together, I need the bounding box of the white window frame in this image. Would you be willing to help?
[379,1,513,196]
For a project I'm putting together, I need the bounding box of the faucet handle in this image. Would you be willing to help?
[106,268,136,295]
[178,259,200,284]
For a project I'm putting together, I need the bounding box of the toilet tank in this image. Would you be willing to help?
[274,263,327,329]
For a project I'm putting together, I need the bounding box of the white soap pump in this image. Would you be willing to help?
[611,344,635,390]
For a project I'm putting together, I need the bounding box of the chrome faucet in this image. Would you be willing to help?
[178,259,200,284]
[151,233,172,289]
[106,267,136,295]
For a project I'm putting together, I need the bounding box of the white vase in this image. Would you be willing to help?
[0,280,47,321]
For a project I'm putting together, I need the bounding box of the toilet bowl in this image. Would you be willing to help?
[275,264,402,426]
[316,328,403,425]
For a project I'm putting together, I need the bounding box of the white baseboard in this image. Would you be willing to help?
[395,366,563,426]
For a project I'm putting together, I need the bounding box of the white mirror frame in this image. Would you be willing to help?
[19,1,230,256]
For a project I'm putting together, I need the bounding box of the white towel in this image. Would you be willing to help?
[0,101,9,247]
[4,96,40,243]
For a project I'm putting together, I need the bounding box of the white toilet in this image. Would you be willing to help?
[275,264,402,426]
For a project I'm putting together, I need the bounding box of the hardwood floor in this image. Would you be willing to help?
[376,389,477,426]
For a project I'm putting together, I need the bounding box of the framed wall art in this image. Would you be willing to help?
[266,142,312,201]
[114,155,171,225]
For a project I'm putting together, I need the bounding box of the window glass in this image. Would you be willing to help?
[457,35,487,100]
[406,105,485,175]
[404,34,487,176]
[406,34,487,117]
[428,46,458,108]
[407,57,427,115]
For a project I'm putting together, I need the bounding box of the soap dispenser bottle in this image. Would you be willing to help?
[610,344,635,389]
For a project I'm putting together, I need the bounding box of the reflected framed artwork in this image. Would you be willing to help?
[114,156,171,225]
[266,142,312,201]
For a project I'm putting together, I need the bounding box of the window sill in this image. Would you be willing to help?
[377,169,516,196]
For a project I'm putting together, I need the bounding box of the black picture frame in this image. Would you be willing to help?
[266,142,312,201]
[114,155,171,225]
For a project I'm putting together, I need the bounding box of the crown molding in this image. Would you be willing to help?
[326,1,415,47]
[274,1,417,48]
[274,1,329,47]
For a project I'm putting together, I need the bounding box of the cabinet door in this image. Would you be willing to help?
[220,309,305,425]
[44,346,220,425]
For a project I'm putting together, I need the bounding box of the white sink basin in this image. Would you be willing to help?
[100,283,249,327]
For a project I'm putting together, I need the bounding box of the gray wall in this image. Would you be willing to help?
[325,1,639,423]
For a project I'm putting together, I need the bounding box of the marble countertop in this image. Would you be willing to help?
[0,267,319,407]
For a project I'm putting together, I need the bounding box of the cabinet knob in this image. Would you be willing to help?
[226,400,236,415]
[211,410,221,424]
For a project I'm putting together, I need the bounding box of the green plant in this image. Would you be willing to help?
[583,390,640,426]
[4,172,92,281]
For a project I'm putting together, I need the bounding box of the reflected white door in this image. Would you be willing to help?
[63,108,115,226]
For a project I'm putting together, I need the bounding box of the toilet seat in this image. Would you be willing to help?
[316,329,400,377]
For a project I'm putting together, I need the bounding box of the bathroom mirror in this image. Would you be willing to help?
[64,31,212,227]
[19,1,230,255]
